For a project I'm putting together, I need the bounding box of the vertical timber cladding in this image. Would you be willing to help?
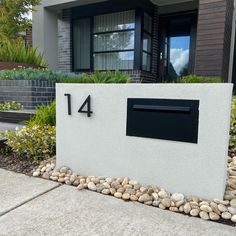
[56,84,233,200]
[195,0,234,81]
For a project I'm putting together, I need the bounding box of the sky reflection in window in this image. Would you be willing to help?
[170,36,190,76]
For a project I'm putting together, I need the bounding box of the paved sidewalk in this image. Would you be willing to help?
[0,122,24,133]
[0,169,59,216]
[0,169,235,236]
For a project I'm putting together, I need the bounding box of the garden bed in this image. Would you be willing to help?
[0,62,42,70]
[0,152,38,175]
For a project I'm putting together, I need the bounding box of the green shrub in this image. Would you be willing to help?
[4,125,56,162]
[27,101,56,127]
[0,68,130,83]
[0,40,48,67]
[230,97,236,151]
[176,75,222,83]
[0,101,23,111]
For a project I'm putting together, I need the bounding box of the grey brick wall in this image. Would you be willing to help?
[0,80,55,109]
[58,9,72,72]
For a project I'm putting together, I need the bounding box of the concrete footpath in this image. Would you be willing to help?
[0,169,235,236]
[0,122,24,133]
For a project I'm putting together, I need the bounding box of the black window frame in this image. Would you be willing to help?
[72,8,153,73]
[93,10,136,71]
[141,12,153,72]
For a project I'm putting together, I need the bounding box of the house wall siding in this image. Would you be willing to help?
[58,9,72,72]
[195,0,234,81]
[222,0,234,80]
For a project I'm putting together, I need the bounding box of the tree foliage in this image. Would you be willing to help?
[0,0,41,40]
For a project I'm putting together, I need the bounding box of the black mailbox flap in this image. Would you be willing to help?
[126,98,199,143]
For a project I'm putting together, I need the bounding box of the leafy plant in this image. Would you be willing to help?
[175,75,222,83]
[0,40,47,67]
[4,125,56,162]
[0,68,130,83]
[0,101,23,111]
[230,97,236,151]
[27,101,56,127]
[0,0,41,41]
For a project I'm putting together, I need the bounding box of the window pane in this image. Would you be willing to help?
[144,13,152,34]
[94,10,135,33]
[169,36,190,78]
[94,51,134,70]
[94,31,135,52]
[143,33,152,53]
[142,52,151,71]
[73,18,91,70]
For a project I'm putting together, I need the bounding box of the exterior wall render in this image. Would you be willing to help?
[56,83,233,200]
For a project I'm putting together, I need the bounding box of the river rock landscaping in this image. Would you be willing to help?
[32,154,236,226]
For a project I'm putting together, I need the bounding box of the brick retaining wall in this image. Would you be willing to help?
[0,80,55,109]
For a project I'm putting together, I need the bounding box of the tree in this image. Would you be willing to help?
[0,0,41,41]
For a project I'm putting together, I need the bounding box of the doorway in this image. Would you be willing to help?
[159,12,197,82]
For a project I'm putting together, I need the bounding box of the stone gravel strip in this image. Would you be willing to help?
[33,156,236,224]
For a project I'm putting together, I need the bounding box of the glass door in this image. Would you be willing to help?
[166,35,190,81]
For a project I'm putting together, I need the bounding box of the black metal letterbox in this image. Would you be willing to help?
[126,98,199,143]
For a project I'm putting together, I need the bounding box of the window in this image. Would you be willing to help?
[93,10,135,70]
[142,13,152,71]
[73,18,91,70]
[144,13,152,34]
[73,10,154,72]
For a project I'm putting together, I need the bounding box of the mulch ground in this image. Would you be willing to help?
[0,152,38,176]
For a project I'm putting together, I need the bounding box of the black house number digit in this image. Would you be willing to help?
[64,94,93,117]
[64,94,72,115]
[78,95,93,117]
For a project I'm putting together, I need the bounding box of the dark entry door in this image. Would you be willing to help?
[158,12,197,82]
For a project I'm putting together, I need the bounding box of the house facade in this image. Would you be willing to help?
[33,0,236,83]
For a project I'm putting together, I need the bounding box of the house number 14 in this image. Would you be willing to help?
[64,94,93,117]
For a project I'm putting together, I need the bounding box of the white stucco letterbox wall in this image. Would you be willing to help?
[56,84,233,200]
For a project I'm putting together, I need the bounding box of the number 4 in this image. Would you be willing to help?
[78,95,93,117]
